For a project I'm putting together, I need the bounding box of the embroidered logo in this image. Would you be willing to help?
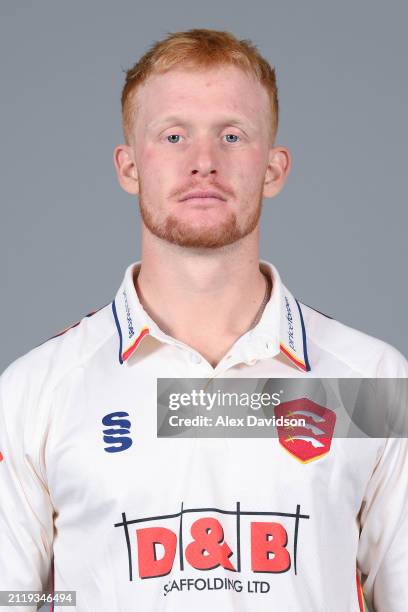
[275,398,336,463]
[102,411,133,453]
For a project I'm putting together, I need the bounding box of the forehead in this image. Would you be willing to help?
[134,65,270,129]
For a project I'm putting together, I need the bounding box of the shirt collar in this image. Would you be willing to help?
[111,260,311,372]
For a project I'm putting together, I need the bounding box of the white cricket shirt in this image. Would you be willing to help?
[0,260,407,612]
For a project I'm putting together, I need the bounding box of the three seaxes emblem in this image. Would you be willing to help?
[274,398,336,463]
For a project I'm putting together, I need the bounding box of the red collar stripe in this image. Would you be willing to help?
[122,327,150,362]
[280,342,308,371]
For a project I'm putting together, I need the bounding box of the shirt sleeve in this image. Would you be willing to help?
[0,366,54,610]
[357,345,408,611]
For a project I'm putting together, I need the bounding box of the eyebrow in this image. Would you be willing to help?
[146,115,255,132]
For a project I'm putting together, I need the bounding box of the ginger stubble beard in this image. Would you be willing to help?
[137,176,264,249]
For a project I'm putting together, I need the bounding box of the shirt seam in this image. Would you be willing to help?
[306,336,376,378]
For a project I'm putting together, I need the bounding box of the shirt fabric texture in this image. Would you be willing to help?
[0,260,407,612]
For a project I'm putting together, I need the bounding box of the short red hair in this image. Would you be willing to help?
[121,28,279,145]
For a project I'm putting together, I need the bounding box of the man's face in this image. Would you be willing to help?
[119,65,285,248]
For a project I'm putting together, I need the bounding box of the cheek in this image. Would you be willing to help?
[138,159,179,207]
[138,144,179,180]
[137,146,166,192]
[137,143,158,170]
[234,151,266,193]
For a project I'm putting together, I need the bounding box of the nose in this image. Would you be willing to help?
[189,139,218,177]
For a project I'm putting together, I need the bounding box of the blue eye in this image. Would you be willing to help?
[224,134,240,143]
[167,134,182,143]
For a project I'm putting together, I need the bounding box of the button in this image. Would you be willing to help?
[190,353,202,364]
[264,340,277,354]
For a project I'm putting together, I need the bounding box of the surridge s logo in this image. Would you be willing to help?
[102,411,133,453]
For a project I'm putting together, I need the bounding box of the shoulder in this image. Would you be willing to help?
[299,302,408,377]
[0,302,116,405]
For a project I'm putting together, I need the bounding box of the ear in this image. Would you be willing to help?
[262,146,292,198]
[112,144,140,195]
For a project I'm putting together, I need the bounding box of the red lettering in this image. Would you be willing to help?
[185,517,235,571]
[251,522,291,572]
[136,527,177,578]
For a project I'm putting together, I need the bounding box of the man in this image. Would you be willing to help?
[0,28,407,612]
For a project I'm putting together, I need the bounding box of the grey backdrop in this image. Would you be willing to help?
[1,0,407,377]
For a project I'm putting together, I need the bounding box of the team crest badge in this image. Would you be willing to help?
[274,398,336,463]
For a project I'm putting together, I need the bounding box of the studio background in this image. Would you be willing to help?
[1,0,407,377]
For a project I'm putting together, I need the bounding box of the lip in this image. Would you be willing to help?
[180,190,227,202]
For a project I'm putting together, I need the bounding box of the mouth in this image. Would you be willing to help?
[182,196,225,205]
[179,190,227,203]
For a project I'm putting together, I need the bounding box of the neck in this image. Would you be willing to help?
[135,228,268,364]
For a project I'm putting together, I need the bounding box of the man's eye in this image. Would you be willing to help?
[224,134,240,143]
[166,134,183,144]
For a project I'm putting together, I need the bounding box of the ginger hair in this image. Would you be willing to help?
[120,28,279,145]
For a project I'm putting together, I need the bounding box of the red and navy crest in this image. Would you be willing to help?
[275,398,336,463]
